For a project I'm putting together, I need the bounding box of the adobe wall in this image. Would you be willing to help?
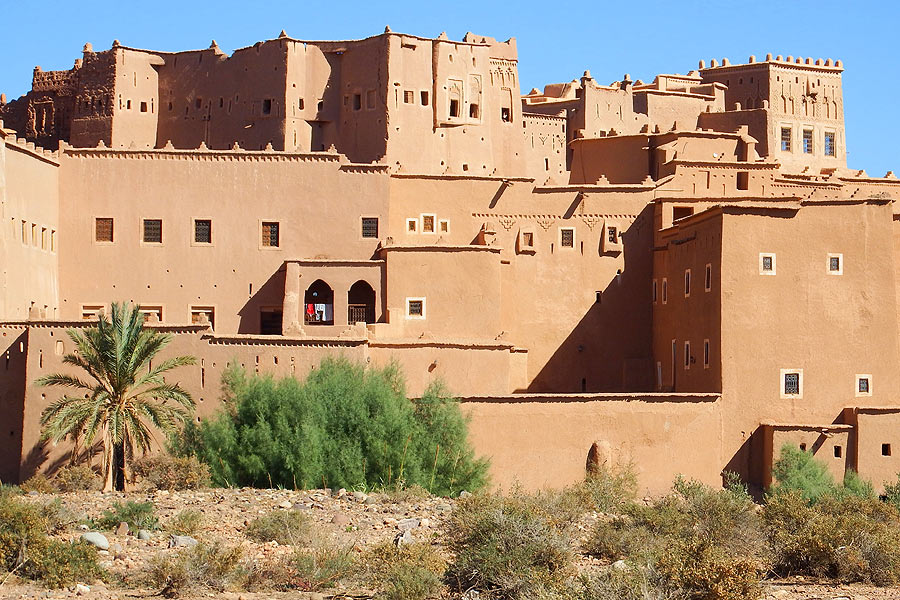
[461,393,723,494]
[56,147,390,332]
[0,132,59,321]
[0,326,28,483]
[760,424,852,490]
[843,408,900,492]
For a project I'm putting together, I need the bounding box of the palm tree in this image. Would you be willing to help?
[37,302,196,491]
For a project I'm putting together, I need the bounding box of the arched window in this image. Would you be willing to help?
[347,280,376,324]
[304,279,334,325]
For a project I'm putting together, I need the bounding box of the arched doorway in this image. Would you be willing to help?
[347,280,375,324]
[304,279,334,325]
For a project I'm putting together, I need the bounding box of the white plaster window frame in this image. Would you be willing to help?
[759,252,776,275]
[189,304,216,331]
[420,214,437,234]
[406,218,418,234]
[802,126,815,155]
[140,217,164,246]
[93,216,115,245]
[662,278,668,304]
[683,341,691,370]
[780,368,803,399]
[703,339,710,369]
[138,304,164,324]
[559,226,576,250]
[405,297,426,320]
[259,219,281,250]
[360,216,380,240]
[856,373,873,397]
[827,253,843,275]
[652,279,658,304]
[705,263,712,292]
[438,219,450,234]
[684,269,691,298]
[80,304,106,320]
[191,217,214,247]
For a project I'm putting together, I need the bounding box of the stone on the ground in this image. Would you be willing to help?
[115,521,128,536]
[352,491,368,502]
[278,500,292,509]
[394,529,414,546]
[74,583,90,595]
[612,559,627,570]
[80,532,109,550]
[137,529,151,540]
[331,513,350,526]
[459,490,472,498]
[397,518,420,531]
[168,535,198,548]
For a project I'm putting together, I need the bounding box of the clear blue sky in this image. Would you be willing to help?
[1,0,895,174]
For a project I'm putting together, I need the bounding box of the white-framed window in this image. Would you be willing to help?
[652,279,658,304]
[780,368,803,399]
[406,218,418,233]
[703,339,710,369]
[827,253,843,275]
[780,126,792,152]
[684,269,691,297]
[421,214,436,234]
[705,264,712,292]
[684,341,691,370]
[193,218,213,245]
[759,252,776,275]
[559,227,575,248]
[260,220,280,248]
[856,374,872,397]
[802,128,814,154]
[142,218,163,244]
[405,297,426,319]
[361,216,379,239]
[662,278,668,304]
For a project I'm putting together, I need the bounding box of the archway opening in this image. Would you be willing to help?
[304,279,334,325]
[347,280,376,324]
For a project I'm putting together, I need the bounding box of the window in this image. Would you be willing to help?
[560,228,575,248]
[195,98,202,109]
[520,230,534,251]
[81,305,104,320]
[139,305,163,323]
[760,253,776,275]
[501,107,511,122]
[31,223,37,246]
[781,369,802,398]
[142,219,162,243]
[439,219,449,233]
[469,103,480,118]
[406,218,418,233]
[41,227,47,250]
[194,219,212,244]
[684,269,691,297]
[421,91,429,105]
[403,90,414,104]
[353,94,362,110]
[780,127,792,151]
[95,218,114,243]
[652,279,658,304]
[684,341,691,369]
[449,99,460,118]
[672,206,693,221]
[406,298,425,319]
[361,217,379,238]
[262,99,272,115]
[705,264,712,291]
[833,445,842,459]
[802,129,814,154]
[736,171,749,190]
[799,443,807,451]
[21,220,26,244]
[261,222,280,247]
[190,306,215,330]
[827,253,842,275]
[126,99,132,110]
[421,214,436,234]
[260,308,282,335]
[825,131,836,157]
[662,278,668,304]
[883,444,892,457]
[607,226,618,244]
[140,101,147,113]
[595,291,602,304]
[51,230,56,252]
[856,374,872,397]
[703,339,710,368]
[298,98,305,110]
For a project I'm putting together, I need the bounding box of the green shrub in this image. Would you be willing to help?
[53,465,98,492]
[763,490,900,585]
[0,490,104,588]
[133,455,210,491]
[245,510,309,545]
[362,542,446,600]
[379,482,432,503]
[167,509,203,536]
[148,541,244,592]
[174,358,488,495]
[842,469,876,499]
[572,462,638,515]
[884,474,900,511]
[770,444,837,502]
[445,488,577,599]
[20,474,54,494]
[290,541,356,591]
[96,500,158,531]
[575,565,688,600]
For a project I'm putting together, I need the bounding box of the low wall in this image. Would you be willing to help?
[461,393,722,495]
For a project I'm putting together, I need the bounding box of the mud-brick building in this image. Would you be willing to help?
[1,30,899,494]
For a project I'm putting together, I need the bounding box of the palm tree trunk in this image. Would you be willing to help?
[102,427,114,492]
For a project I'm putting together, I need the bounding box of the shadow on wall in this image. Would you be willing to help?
[0,330,28,483]
[238,268,287,334]
[528,204,655,393]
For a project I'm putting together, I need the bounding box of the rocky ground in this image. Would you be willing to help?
[1,487,896,600]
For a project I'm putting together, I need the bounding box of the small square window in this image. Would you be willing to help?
[560,228,574,248]
[143,219,162,243]
[421,215,435,233]
[298,98,305,110]
[760,253,776,275]
[856,375,872,396]
[361,217,379,238]
[194,219,212,244]
[883,444,892,457]
[406,298,425,319]
[95,218,113,243]
[261,222,280,247]
[439,219,449,233]
[833,445,842,459]
[784,372,800,395]
[403,90,414,104]
[407,218,418,233]
[781,127,792,152]
[828,253,842,274]
[140,101,148,113]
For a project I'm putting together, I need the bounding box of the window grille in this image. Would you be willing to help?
[262,222,279,247]
[762,256,773,271]
[408,300,423,316]
[608,227,617,243]
[361,217,379,238]
[784,373,800,395]
[802,129,814,154]
[143,219,162,243]
[829,256,840,272]
[859,378,870,394]
[781,127,791,151]
[95,218,114,242]
[422,215,435,233]
[825,132,836,157]
[194,219,212,244]
[560,229,574,247]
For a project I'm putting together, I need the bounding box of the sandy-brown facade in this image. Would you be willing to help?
[2,31,900,494]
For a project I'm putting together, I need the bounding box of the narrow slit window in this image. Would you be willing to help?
[684,269,691,297]
[705,264,712,291]
[262,99,272,115]
[449,99,460,118]
[662,279,668,304]
[825,132,836,157]
[703,340,710,368]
